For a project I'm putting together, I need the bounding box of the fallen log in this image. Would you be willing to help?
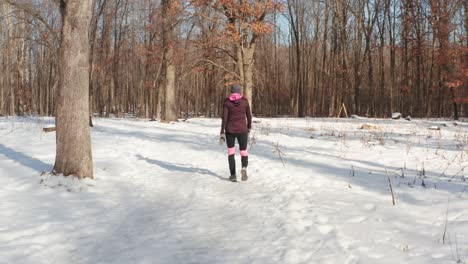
[392,112,402,119]
[360,124,380,130]
[43,127,56,132]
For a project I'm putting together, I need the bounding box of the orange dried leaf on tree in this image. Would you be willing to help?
[454,97,468,104]
[250,22,272,35]
[445,80,462,89]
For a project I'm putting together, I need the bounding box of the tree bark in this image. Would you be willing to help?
[6,3,15,116]
[161,0,178,122]
[242,46,255,109]
[53,0,94,179]
[17,10,26,115]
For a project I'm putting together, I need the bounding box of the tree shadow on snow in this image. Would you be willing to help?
[0,143,52,172]
[95,121,467,202]
[136,154,229,181]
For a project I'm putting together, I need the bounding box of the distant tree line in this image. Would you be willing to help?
[1,0,467,120]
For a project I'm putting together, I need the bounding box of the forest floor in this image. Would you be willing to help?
[1,116,468,264]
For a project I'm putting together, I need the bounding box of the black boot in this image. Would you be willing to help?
[228,155,236,181]
[229,174,237,182]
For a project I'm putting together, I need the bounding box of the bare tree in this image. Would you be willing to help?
[161,0,178,122]
[53,0,94,178]
[1,0,466,119]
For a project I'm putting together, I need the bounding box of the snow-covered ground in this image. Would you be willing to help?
[1,116,467,264]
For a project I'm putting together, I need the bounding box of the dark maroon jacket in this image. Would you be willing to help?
[220,96,252,134]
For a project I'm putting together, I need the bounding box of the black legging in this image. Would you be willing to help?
[226,132,249,176]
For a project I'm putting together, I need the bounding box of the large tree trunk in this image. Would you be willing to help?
[161,0,178,122]
[17,10,26,115]
[353,1,364,115]
[451,88,459,120]
[164,51,177,121]
[53,0,94,179]
[243,46,254,109]
[6,3,15,115]
[235,44,245,88]
[387,0,396,114]
[287,0,304,117]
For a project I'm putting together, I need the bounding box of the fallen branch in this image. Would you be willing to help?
[43,127,56,132]
[348,165,355,189]
[337,103,348,118]
[273,141,286,167]
[386,169,396,206]
[439,153,460,178]
[360,124,381,130]
[448,165,467,182]
[442,199,450,244]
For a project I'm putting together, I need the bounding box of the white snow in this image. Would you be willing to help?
[1,116,467,264]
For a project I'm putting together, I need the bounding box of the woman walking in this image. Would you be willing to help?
[220,84,252,182]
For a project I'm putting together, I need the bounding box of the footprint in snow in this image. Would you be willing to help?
[363,203,376,211]
[317,225,334,235]
[346,216,367,223]
[358,246,370,252]
[368,253,385,259]
[431,253,446,259]
[345,255,359,264]
[317,216,329,223]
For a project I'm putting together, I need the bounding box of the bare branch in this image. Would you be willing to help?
[198,58,241,80]
[4,0,59,42]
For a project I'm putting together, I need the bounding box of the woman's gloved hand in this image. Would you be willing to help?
[219,133,226,145]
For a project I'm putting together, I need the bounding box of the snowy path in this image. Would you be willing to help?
[1,117,467,263]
